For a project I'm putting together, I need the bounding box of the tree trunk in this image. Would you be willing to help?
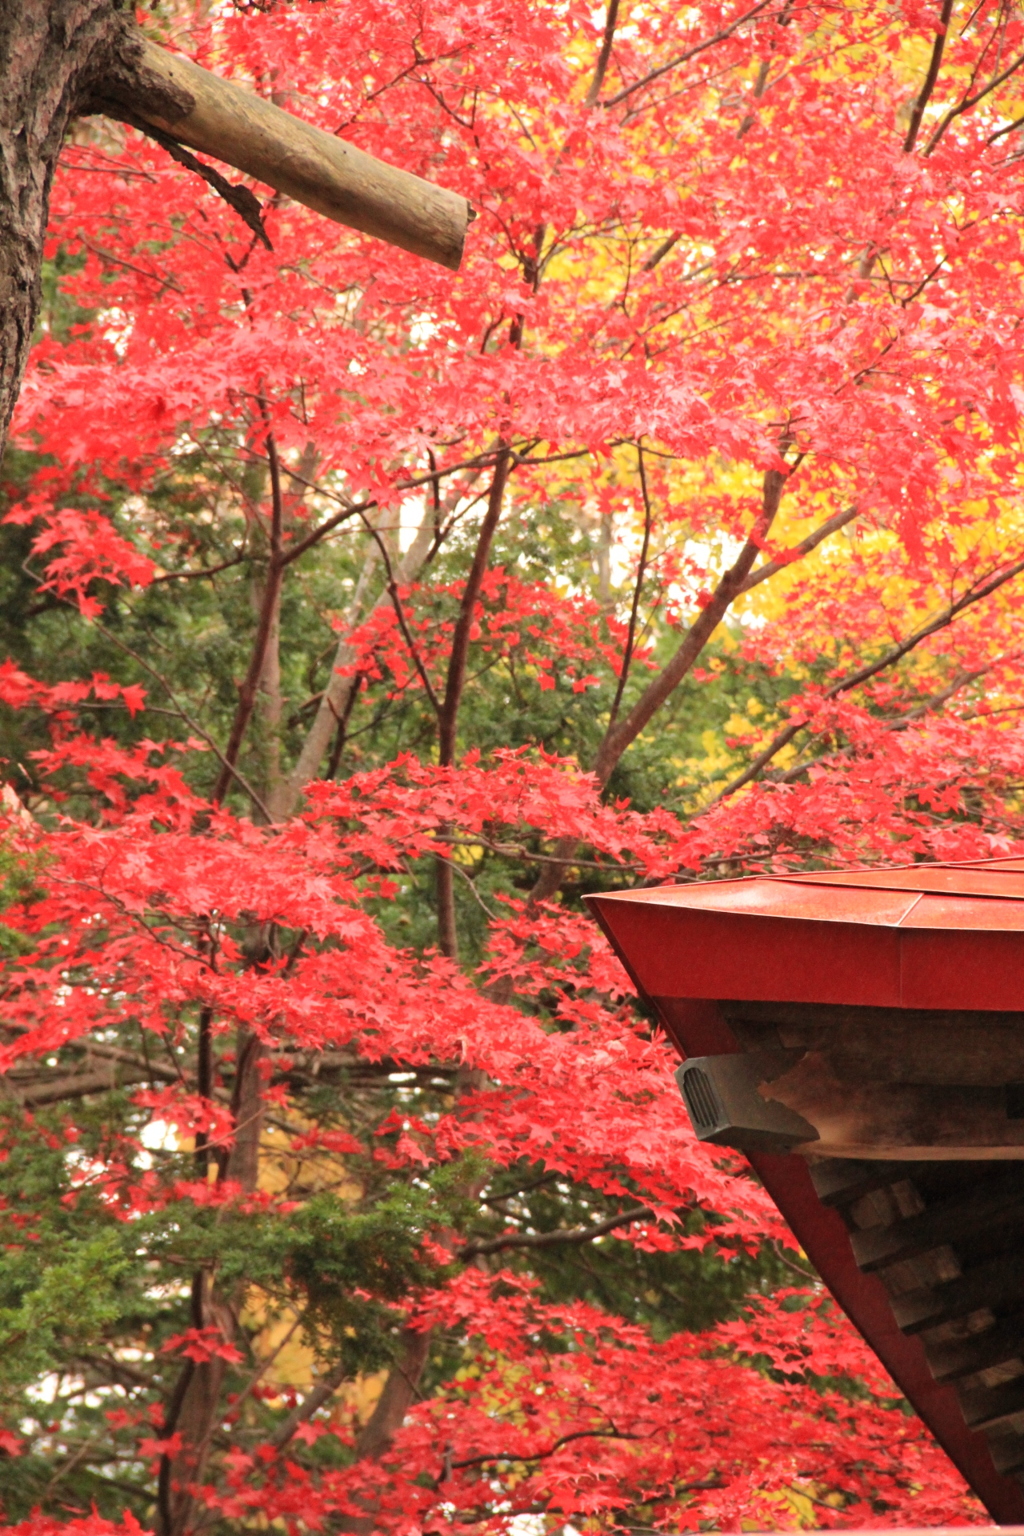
[1,2,467,464]
[0,0,185,454]
[160,1022,265,1536]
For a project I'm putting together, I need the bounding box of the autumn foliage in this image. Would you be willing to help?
[4,0,1024,1528]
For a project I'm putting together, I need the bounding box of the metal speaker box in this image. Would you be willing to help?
[676,1050,820,1154]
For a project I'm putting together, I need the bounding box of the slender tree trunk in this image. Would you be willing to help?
[274,509,436,819]
[255,572,284,810]
[434,449,513,955]
[337,1067,493,1529]
[161,1272,235,1536]
[353,1326,432,1461]
[529,466,788,905]
[213,428,285,806]
[160,922,269,1536]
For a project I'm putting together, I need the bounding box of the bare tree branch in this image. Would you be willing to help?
[592,463,792,787]
[736,503,860,595]
[902,0,956,153]
[445,1426,650,1476]
[435,444,515,957]
[438,448,514,766]
[924,47,1024,154]
[120,36,469,270]
[765,666,987,787]
[586,0,622,106]
[269,1359,349,1450]
[712,557,1024,802]
[120,112,271,249]
[212,411,284,806]
[29,576,273,820]
[607,443,654,732]
[276,496,454,818]
[602,0,775,109]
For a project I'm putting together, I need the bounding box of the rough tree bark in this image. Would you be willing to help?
[0,0,468,461]
[0,0,185,455]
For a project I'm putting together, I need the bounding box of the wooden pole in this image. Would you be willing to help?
[132,39,469,272]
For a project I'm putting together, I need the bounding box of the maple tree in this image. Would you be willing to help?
[4,0,1024,1529]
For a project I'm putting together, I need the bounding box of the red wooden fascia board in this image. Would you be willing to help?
[587,891,1024,1011]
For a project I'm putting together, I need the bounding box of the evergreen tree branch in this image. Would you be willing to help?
[27,578,273,821]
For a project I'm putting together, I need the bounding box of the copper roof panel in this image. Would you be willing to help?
[900,892,1024,930]
[602,879,922,926]
[781,868,1024,900]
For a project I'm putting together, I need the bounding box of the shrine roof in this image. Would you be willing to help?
[585,857,1024,1524]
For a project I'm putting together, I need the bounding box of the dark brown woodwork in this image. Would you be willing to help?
[808,1157,933,1206]
[893,1252,1024,1333]
[987,1426,1024,1475]
[820,1155,1024,1497]
[772,1061,1024,1158]
[728,1001,1024,1086]
[923,1310,1024,1383]
[714,1000,1024,1157]
[849,1168,1024,1271]
[961,1378,1024,1435]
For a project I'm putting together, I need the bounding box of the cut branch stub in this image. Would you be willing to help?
[118,39,470,271]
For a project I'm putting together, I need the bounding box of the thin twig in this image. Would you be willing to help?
[925,46,1024,152]
[435,855,500,920]
[269,1359,349,1450]
[607,442,654,732]
[355,507,442,717]
[713,557,1024,802]
[586,0,622,105]
[603,0,775,108]
[212,403,284,806]
[458,1205,652,1258]
[593,462,793,786]
[737,503,860,595]
[26,569,272,820]
[438,447,514,765]
[151,552,247,584]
